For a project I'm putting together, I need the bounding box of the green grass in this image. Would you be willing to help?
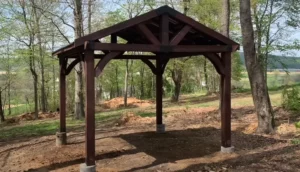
[4,104,33,117]
[0,121,59,141]
[137,112,156,117]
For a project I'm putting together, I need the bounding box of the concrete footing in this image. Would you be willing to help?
[221,146,234,153]
[156,124,165,133]
[80,163,96,172]
[56,132,67,146]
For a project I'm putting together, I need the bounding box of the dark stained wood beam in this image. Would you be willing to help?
[170,25,191,45]
[66,53,201,59]
[160,14,169,45]
[171,45,232,53]
[59,57,67,133]
[84,48,95,166]
[203,53,225,75]
[141,59,157,75]
[92,43,233,53]
[75,9,160,47]
[53,43,75,56]
[95,54,156,59]
[156,57,163,126]
[137,24,160,45]
[166,6,238,46]
[94,52,123,77]
[65,58,81,75]
[54,45,84,57]
[111,34,117,43]
[221,52,231,148]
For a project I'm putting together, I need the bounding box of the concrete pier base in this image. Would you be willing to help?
[221,146,234,153]
[156,124,165,133]
[56,132,67,146]
[80,163,96,172]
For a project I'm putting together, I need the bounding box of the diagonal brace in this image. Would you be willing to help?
[203,53,225,75]
[137,24,160,45]
[95,52,123,77]
[170,25,191,45]
[141,59,157,75]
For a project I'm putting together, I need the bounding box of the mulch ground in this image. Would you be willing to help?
[0,106,300,172]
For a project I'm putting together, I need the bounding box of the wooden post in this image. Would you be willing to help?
[221,52,232,151]
[56,57,67,146]
[156,57,165,133]
[59,57,66,133]
[84,44,96,167]
[156,58,163,124]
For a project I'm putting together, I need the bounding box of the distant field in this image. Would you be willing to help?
[238,71,300,89]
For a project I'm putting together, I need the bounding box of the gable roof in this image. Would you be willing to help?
[53,5,239,56]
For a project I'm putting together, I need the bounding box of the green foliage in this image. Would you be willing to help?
[295,121,300,128]
[291,139,300,145]
[282,86,300,111]
[232,52,243,81]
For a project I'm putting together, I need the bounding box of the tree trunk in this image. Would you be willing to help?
[140,64,145,99]
[116,66,119,97]
[33,73,38,119]
[124,60,129,106]
[152,73,155,98]
[32,1,47,113]
[171,67,182,102]
[74,0,85,119]
[0,91,5,123]
[74,64,84,119]
[130,71,134,97]
[88,0,92,34]
[204,59,209,93]
[240,0,274,134]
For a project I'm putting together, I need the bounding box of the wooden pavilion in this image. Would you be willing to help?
[53,5,239,171]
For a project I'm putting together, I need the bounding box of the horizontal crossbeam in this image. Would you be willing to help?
[90,43,233,53]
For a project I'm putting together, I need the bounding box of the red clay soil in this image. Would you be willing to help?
[5,112,59,124]
[100,97,153,109]
[0,107,300,172]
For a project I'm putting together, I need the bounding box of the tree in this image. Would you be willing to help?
[168,0,190,102]
[251,0,300,83]
[112,0,147,106]
[74,0,85,119]
[240,0,274,134]
[30,0,47,112]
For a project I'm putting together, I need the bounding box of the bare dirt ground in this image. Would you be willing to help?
[1,106,300,172]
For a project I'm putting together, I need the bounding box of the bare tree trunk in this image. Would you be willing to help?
[171,68,182,102]
[0,91,5,123]
[140,64,145,98]
[115,66,119,97]
[6,40,11,115]
[74,0,85,119]
[124,60,129,106]
[152,73,155,98]
[240,0,274,134]
[204,59,209,93]
[7,81,11,115]
[130,74,134,97]
[32,0,47,112]
[88,0,92,34]
[29,49,39,119]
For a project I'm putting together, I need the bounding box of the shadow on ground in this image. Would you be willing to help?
[26,127,283,171]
